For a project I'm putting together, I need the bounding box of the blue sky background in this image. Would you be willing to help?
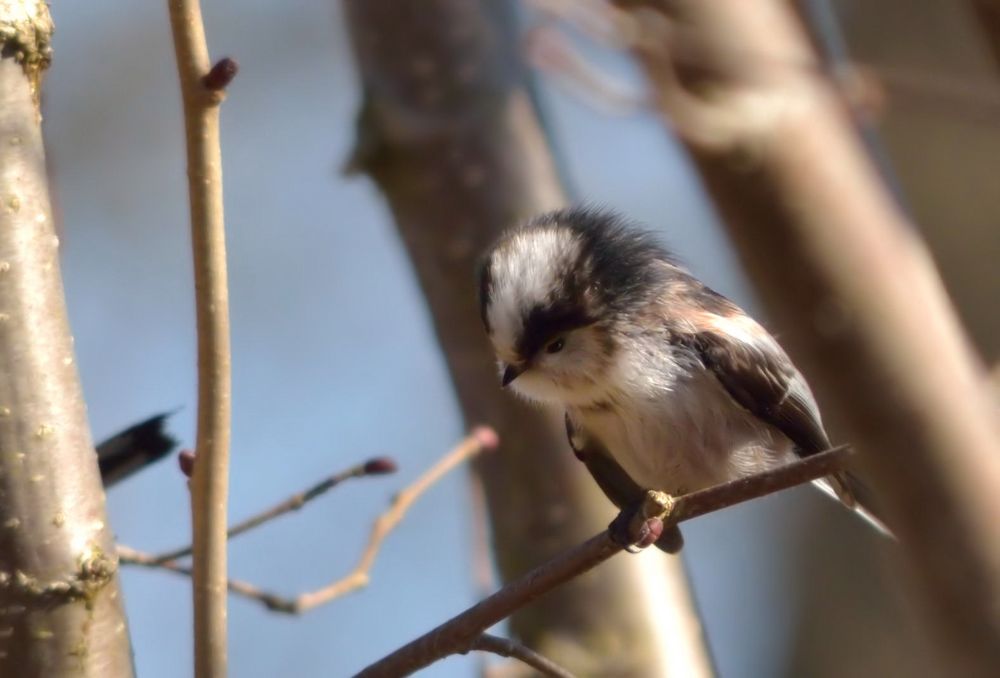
[44,2,894,676]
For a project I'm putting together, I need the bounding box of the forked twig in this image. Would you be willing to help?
[468,634,576,678]
[120,428,499,614]
[150,456,398,564]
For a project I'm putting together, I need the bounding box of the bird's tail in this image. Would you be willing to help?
[812,472,894,538]
[96,411,179,487]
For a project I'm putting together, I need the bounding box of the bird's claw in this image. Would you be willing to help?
[609,490,675,552]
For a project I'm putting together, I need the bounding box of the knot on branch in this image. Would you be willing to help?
[0,0,54,95]
[0,548,117,604]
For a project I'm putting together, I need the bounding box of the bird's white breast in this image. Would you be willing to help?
[570,346,796,495]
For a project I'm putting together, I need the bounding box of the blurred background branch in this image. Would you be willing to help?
[340,0,712,675]
[613,0,1000,673]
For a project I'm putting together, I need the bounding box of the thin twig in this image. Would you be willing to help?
[467,634,577,678]
[528,0,1000,124]
[524,24,646,115]
[117,546,298,611]
[467,470,496,678]
[293,427,497,612]
[353,444,855,677]
[167,1,235,676]
[150,457,397,564]
[120,429,498,614]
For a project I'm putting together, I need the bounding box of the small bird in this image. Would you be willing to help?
[478,207,885,551]
[96,412,178,487]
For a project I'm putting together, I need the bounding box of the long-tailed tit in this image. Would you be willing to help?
[478,208,886,551]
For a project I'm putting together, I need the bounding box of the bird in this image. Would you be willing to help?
[96,412,178,487]
[477,207,887,552]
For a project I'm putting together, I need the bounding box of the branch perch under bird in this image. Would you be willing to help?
[354,444,855,677]
[119,428,498,613]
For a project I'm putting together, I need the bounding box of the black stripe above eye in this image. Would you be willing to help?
[517,302,594,359]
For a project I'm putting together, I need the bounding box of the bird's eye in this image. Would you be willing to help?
[545,338,565,354]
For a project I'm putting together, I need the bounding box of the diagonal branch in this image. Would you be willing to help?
[353,444,855,677]
[120,429,498,614]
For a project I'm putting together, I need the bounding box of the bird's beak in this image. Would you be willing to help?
[501,363,525,388]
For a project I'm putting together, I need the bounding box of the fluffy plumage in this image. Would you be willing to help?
[479,207,886,546]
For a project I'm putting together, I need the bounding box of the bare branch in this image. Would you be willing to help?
[150,456,398,564]
[354,444,856,677]
[292,427,497,612]
[117,546,298,611]
[167,1,236,675]
[356,533,620,678]
[120,429,498,613]
[530,1,1000,127]
[524,24,645,115]
[468,634,577,678]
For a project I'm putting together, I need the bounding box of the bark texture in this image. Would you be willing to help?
[0,2,134,676]
[341,1,712,675]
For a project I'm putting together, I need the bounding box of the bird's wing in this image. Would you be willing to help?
[565,413,684,553]
[676,310,831,456]
[682,317,897,534]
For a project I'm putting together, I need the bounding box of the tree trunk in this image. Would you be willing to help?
[631,1,1000,674]
[341,1,713,675]
[833,0,1000,363]
[0,2,135,676]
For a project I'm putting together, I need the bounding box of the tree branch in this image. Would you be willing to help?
[166,1,235,676]
[149,455,398,564]
[354,444,855,677]
[469,634,577,678]
[0,3,135,675]
[120,429,497,613]
[617,0,1000,673]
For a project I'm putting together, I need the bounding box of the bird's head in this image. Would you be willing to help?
[477,208,667,406]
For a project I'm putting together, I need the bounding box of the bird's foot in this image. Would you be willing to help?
[609,490,676,553]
